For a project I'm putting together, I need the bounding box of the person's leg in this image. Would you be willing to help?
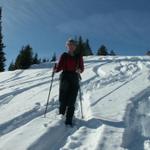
[59,102,67,115]
[65,75,79,125]
[65,106,75,125]
[59,77,69,115]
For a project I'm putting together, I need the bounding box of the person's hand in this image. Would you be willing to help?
[76,69,82,73]
[53,68,57,73]
[53,64,58,73]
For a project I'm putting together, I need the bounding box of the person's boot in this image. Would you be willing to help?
[65,119,72,126]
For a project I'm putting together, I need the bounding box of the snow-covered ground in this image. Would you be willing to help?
[0,56,150,150]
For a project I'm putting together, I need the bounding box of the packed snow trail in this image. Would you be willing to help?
[0,56,150,150]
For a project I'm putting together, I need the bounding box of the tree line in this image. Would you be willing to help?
[8,45,55,71]
[8,45,39,71]
[74,36,116,56]
[8,36,115,71]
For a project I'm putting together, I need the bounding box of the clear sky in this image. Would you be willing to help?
[0,0,150,67]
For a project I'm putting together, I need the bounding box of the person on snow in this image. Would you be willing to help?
[54,38,84,126]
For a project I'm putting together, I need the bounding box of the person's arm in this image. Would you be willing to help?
[76,55,84,73]
[54,54,64,72]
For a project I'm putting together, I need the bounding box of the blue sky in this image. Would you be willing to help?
[0,0,150,67]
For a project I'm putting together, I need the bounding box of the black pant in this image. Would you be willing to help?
[59,71,79,123]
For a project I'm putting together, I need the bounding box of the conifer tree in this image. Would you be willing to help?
[42,58,47,63]
[110,50,116,56]
[15,52,21,69]
[15,45,33,69]
[75,36,85,56]
[75,36,93,56]
[97,45,108,56]
[0,7,6,72]
[83,39,93,56]
[33,53,40,64]
[146,51,150,56]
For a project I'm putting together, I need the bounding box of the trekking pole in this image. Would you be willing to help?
[44,63,56,118]
[78,74,84,119]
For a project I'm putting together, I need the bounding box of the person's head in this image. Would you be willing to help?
[66,38,77,53]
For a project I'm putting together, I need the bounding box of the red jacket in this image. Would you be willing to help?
[55,53,84,73]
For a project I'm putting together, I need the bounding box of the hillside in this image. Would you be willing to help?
[0,56,150,150]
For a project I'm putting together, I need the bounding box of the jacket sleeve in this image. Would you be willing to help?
[79,56,84,73]
[55,54,65,72]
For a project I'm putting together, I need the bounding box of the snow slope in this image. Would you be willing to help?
[0,56,150,150]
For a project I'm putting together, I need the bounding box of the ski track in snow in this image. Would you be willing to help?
[0,56,150,150]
